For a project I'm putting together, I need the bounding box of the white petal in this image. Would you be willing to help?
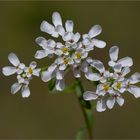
[83,91,98,101]
[33,68,41,77]
[56,25,65,36]
[96,99,106,112]
[59,64,67,70]
[128,85,140,98]
[117,57,133,67]
[65,20,74,32]
[56,70,64,80]
[116,96,124,106]
[41,70,53,82]
[73,32,81,43]
[21,85,30,98]
[63,32,73,41]
[8,53,20,67]
[29,61,37,69]
[92,39,106,48]
[11,83,22,94]
[106,97,115,109]
[88,25,102,38]
[114,64,122,73]
[2,66,17,76]
[52,12,62,26]
[121,67,131,76]
[40,20,55,34]
[35,50,47,59]
[56,79,65,91]
[129,72,140,84]
[35,37,48,49]
[108,60,116,67]
[85,68,100,81]
[92,60,105,73]
[109,46,119,61]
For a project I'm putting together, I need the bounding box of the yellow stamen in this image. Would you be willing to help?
[116,82,121,90]
[103,84,109,92]
[76,52,81,59]
[63,57,68,64]
[62,47,69,54]
[28,67,33,74]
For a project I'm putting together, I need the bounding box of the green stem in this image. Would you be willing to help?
[75,78,94,139]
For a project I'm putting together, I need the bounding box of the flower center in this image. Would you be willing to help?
[62,47,69,54]
[103,84,109,92]
[28,67,33,74]
[63,57,68,64]
[76,52,81,59]
[116,82,121,90]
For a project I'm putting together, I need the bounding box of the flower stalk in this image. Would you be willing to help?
[75,78,94,139]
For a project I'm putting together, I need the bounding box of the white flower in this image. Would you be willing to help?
[82,25,106,51]
[41,63,65,91]
[2,53,25,76]
[35,37,56,59]
[40,12,64,38]
[3,53,41,98]
[106,93,124,109]
[108,46,133,67]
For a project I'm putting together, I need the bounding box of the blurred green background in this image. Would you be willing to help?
[0,1,140,139]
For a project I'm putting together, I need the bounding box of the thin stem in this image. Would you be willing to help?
[75,78,94,139]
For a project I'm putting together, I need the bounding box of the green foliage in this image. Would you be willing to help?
[75,127,86,140]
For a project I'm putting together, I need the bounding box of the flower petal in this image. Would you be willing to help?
[85,68,100,81]
[109,46,119,62]
[63,32,73,41]
[106,97,115,109]
[116,96,124,106]
[73,65,81,78]
[88,25,102,38]
[35,37,48,49]
[83,91,98,101]
[121,67,131,76]
[33,68,41,77]
[11,83,22,94]
[92,39,106,48]
[56,25,65,36]
[8,53,20,67]
[41,70,53,82]
[40,20,55,34]
[52,12,62,26]
[56,79,65,91]
[73,32,81,43]
[117,57,133,67]
[96,99,106,112]
[21,85,30,98]
[128,85,140,98]
[56,70,64,80]
[2,66,17,76]
[35,50,48,59]
[65,20,74,32]
[29,61,37,69]
[114,64,122,73]
[129,72,140,84]
[92,60,105,73]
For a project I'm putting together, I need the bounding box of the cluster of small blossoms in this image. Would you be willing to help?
[83,46,140,112]
[2,53,40,98]
[35,12,106,91]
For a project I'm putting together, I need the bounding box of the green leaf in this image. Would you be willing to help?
[75,127,86,140]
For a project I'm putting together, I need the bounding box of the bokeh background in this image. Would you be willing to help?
[0,1,140,139]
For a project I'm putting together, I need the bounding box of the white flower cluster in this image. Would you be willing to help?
[83,46,140,112]
[2,53,40,98]
[35,12,106,91]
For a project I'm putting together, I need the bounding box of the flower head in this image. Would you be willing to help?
[35,11,106,91]
[83,46,140,112]
[2,53,40,98]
